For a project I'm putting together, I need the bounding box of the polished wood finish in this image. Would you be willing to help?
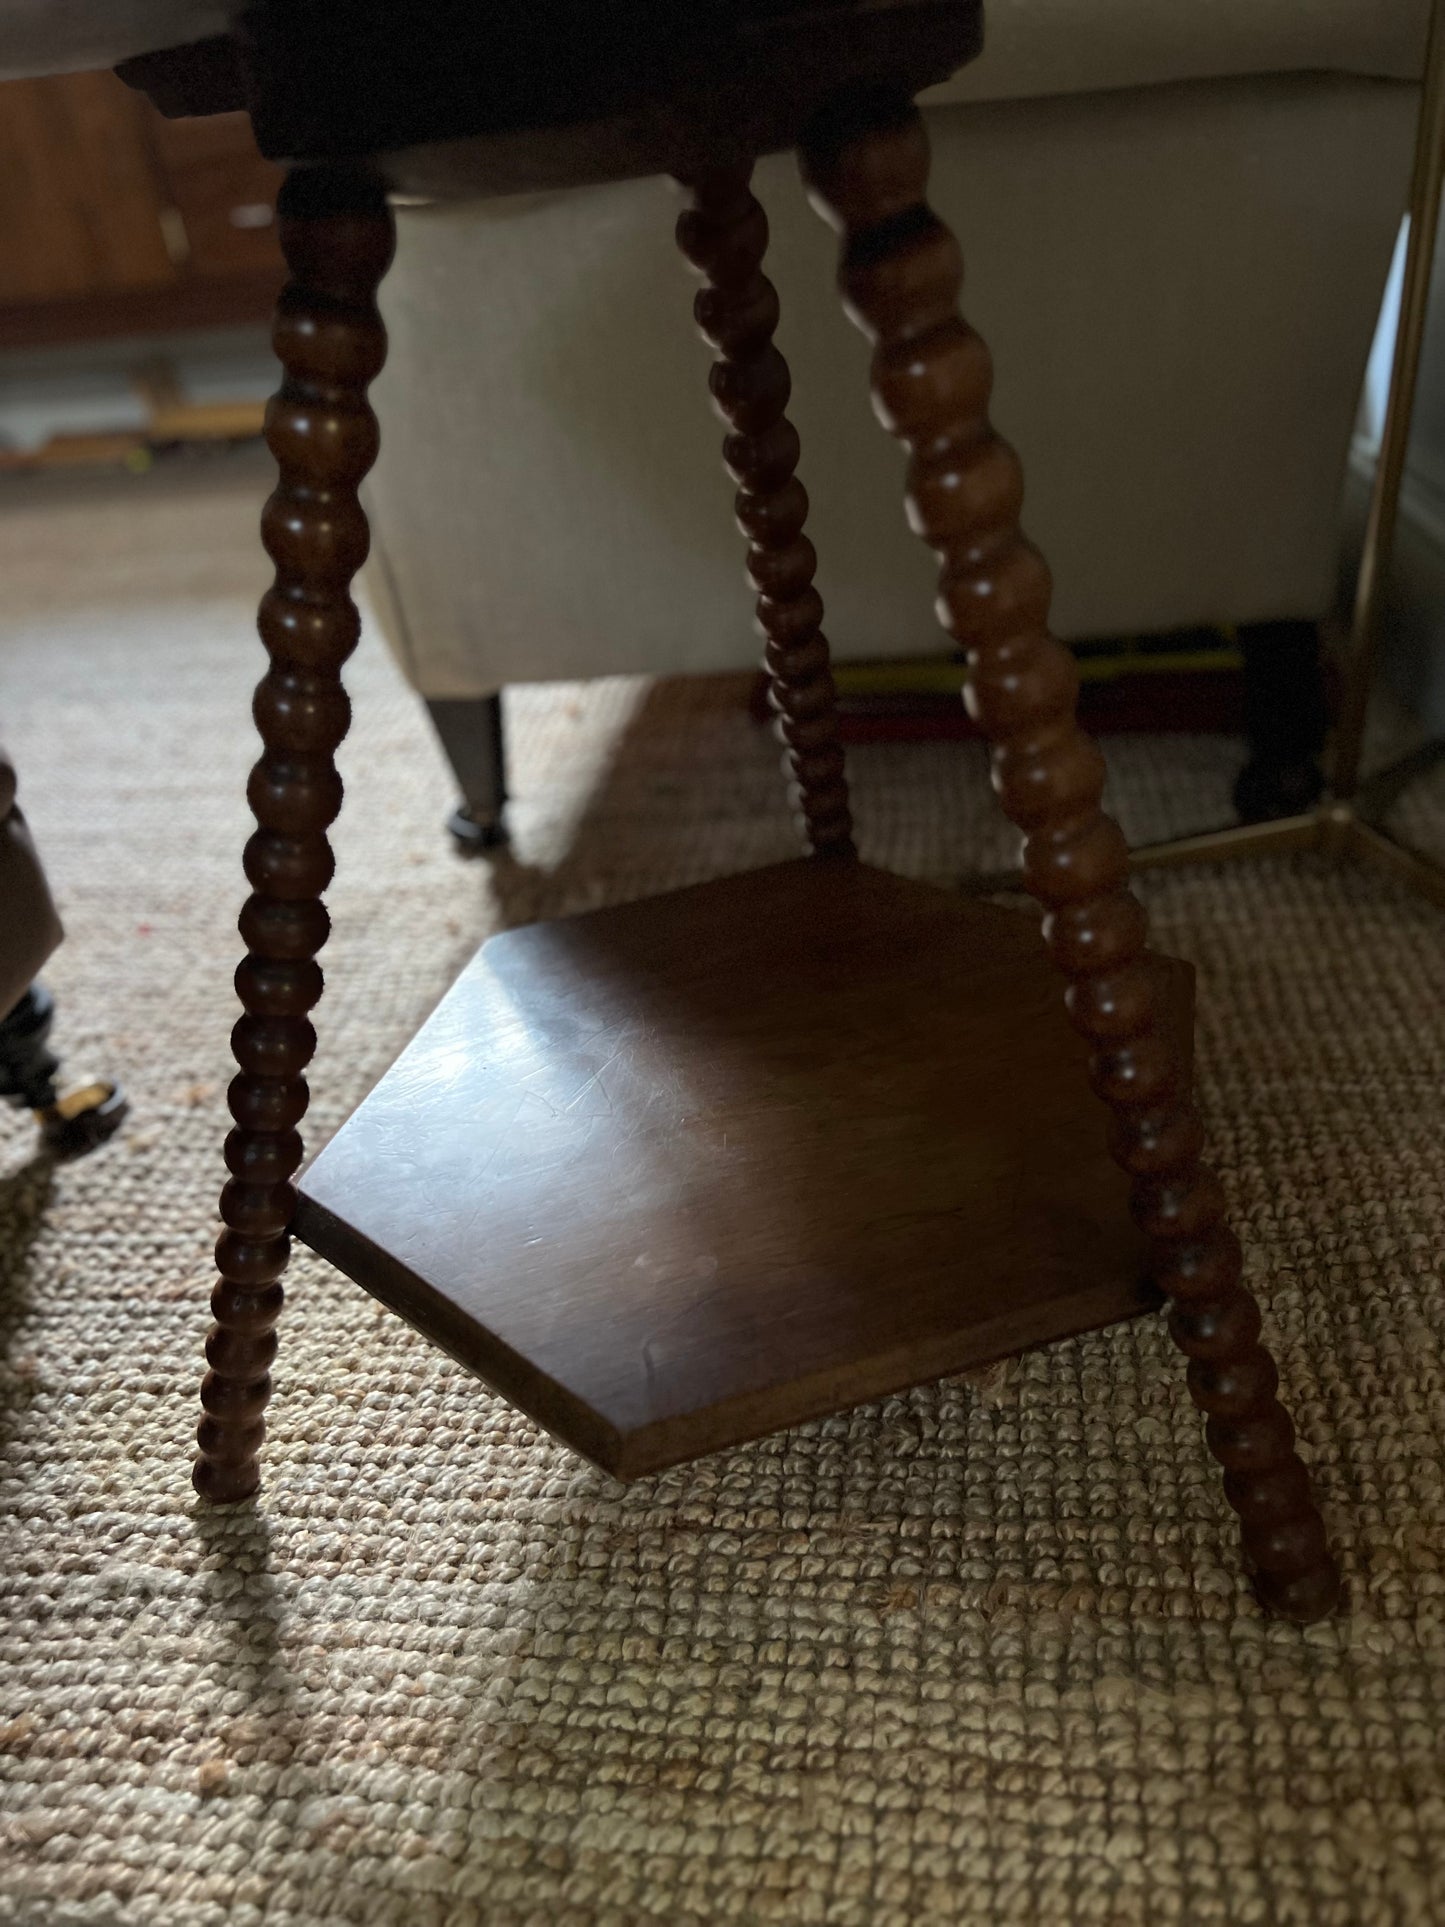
[799,91,1340,1622]
[677,170,854,858]
[192,168,394,1504]
[295,860,1193,1478]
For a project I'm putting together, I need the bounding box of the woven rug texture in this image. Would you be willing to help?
[2,456,1445,1926]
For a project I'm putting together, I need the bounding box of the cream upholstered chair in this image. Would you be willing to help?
[356,0,1428,841]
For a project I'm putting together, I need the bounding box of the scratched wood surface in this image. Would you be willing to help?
[295,861,1192,1478]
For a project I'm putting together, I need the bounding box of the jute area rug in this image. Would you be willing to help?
[2,457,1444,1925]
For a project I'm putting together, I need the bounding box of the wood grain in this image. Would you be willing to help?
[296,861,1192,1479]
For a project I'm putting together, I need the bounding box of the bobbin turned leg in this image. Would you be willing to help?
[800,91,1340,1622]
[193,169,394,1503]
[676,168,855,859]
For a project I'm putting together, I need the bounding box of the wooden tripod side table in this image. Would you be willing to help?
[123,1,1341,1622]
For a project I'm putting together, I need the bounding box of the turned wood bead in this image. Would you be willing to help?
[907,434,1025,547]
[777,715,841,760]
[195,1402,265,1449]
[1107,1103,1207,1176]
[710,343,791,434]
[840,210,962,339]
[227,1071,309,1134]
[230,1014,317,1081]
[1022,813,1131,905]
[736,476,808,543]
[196,1407,265,1463]
[1089,1030,1180,1111]
[247,754,344,836]
[238,894,330,960]
[697,277,781,356]
[1186,1347,1279,1418]
[770,675,838,725]
[1065,962,1160,1043]
[215,1229,290,1287]
[943,539,1053,633]
[791,744,847,789]
[871,319,993,438]
[724,418,801,488]
[676,196,768,283]
[1131,1166,1229,1244]
[253,666,352,756]
[764,631,832,683]
[1223,1458,1313,1524]
[1242,1512,1333,1578]
[802,799,854,839]
[993,730,1107,829]
[747,535,817,600]
[265,395,380,483]
[205,1325,279,1379]
[963,646,1079,738]
[1043,892,1149,976]
[1169,1287,1264,1360]
[199,1371,272,1426]
[1153,1226,1246,1304]
[234,957,324,1018]
[1205,1403,1297,1472]
[210,1279,285,1333]
[261,485,372,582]
[220,1176,297,1238]
[1255,1562,1344,1623]
[243,829,334,900]
[257,586,360,670]
[223,1126,303,1183]
[757,590,828,649]
[272,297,388,389]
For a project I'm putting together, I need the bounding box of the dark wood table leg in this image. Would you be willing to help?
[676,168,855,859]
[800,89,1341,1622]
[193,168,394,1503]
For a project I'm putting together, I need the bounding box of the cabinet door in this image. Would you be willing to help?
[0,72,177,305]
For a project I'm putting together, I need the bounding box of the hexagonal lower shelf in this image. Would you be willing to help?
[294,860,1191,1478]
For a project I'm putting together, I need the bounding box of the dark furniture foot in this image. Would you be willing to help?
[38,1082,129,1159]
[1234,620,1328,823]
[0,983,61,1110]
[0,983,129,1160]
[427,695,509,851]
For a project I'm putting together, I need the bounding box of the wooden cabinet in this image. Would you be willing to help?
[0,70,284,349]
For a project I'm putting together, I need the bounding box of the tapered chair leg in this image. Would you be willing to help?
[800,88,1341,1622]
[676,167,855,859]
[193,169,395,1504]
[428,694,509,851]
